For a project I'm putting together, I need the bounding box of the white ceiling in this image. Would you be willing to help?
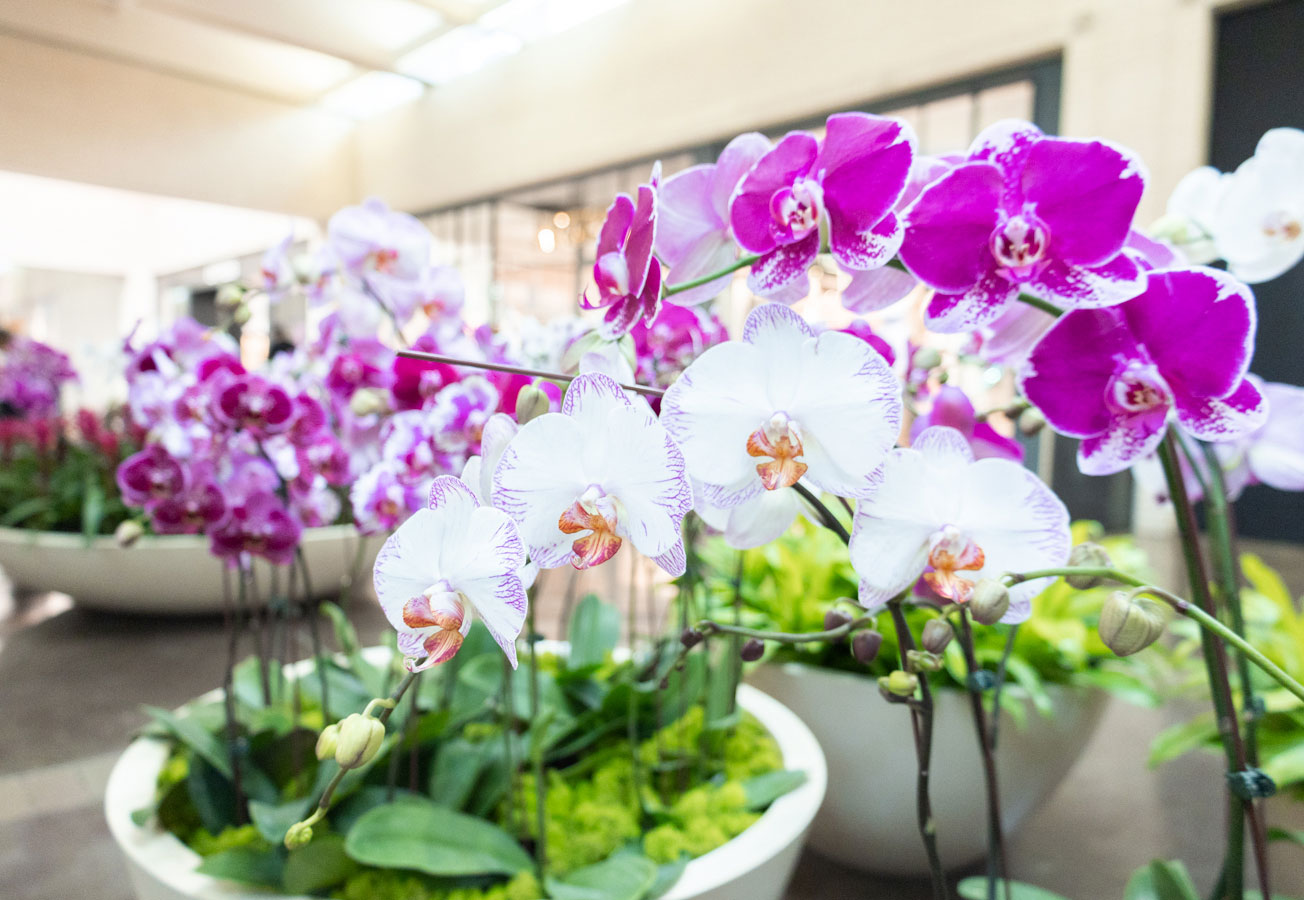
[0,0,627,114]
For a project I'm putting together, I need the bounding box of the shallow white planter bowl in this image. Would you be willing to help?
[0,525,383,614]
[105,668,826,900]
[748,661,1106,875]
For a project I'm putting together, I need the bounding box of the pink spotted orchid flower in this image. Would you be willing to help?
[582,165,663,337]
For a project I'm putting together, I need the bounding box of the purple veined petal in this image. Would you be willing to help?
[1021,307,1140,438]
[830,210,904,272]
[729,132,819,254]
[923,268,1019,333]
[458,571,527,668]
[603,296,642,338]
[967,119,1044,202]
[901,162,1004,293]
[661,231,737,306]
[818,113,915,257]
[842,265,918,313]
[1175,377,1268,442]
[1078,409,1169,476]
[711,132,773,221]
[652,540,687,577]
[624,184,657,296]
[597,193,635,259]
[1121,267,1256,399]
[657,164,722,264]
[1248,381,1304,490]
[746,230,820,300]
[1028,252,1145,310]
[428,472,480,511]
[636,257,662,327]
[1022,137,1146,266]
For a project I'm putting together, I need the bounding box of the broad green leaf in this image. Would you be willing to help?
[142,705,277,802]
[282,833,359,894]
[646,855,690,900]
[428,738,489,811]
[1267,826,1304,848]
[1123,860,1200,900]
[249,796,313,846]
[0,496,50,527]
[187,755,236,834]
[195,847,284,889]
[344,799,532,877]
[1072,668,1160,707]
[1242,553,1293,610]
[1262,740,1304,787]
[1001,656,1053,717]
[740,769,806,811]
[80,476,105,540]
[332,786,424,835]
[545,853,658,900]
[957,877,1072,900]
[567,595,621,670]
[1147,714,1218,768]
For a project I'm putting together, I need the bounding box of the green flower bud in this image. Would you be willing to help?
[560,330,636,375]
[315,723,340,761]
[514,385,551,424]
[907,649,944,672]
[1017,406,1046,436]
[216,283,245,307]
[349,387,390,417]
[920,619,953,654]
[851,630,883,665]
[885,669,919,697]
[912,346,942,371]
[969,578,1011,626]
[231,303,252,326]
[1066,543,1113,589]
[284,821,314,850]
[1099,591,1166,657]
[114,519,145,548]
[334,713,385,769]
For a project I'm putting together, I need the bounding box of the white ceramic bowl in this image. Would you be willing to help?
[748,660,1106,875]
[105,657,826,900]
[0,525,383,614]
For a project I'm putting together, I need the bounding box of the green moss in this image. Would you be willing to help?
[332,870,542,900]
[189,824,270,857]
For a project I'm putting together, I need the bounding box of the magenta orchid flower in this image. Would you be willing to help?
[351,460,425,535]
[1021,267,1267,476]
[656,133,772,305]
[901,120,1146,332]
[661,303,901,508]
[151,477,227,535]
[837,319,896,366]
[210,492,302,565]
[493,373,692,575]
[909,385,1023,463]
[849,426,1069,622]
[729,113,915,301]
[1212,378,1304,497]
[259,234,296,303]
[582,166,663,337]
[374,475,527,670]
[215,375,294,437]
[117,445,185,506]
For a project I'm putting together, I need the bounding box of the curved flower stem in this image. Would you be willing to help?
[1013,294,1064,317]
[691,615,876,645]
[956,609,1010,900]
[988,625,1019,753]
[791,482,851,544]
[393,349,665,399]
[661,253,762,297]
[526,600,548,878]
[889,599,950,900]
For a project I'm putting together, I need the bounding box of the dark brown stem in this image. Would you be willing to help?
[957,610,1010,900]
[395,348,665,398]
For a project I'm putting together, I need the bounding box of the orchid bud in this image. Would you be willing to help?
[969,579,1011,626]
[921,619,953,654]
[912,346,942,371]
[349,387,389,418]
[561,330,633,374]
[114,519,145,548]
[334,713,385,769]
[1017,406,1046,436]
[1099,591,1165,657]
[284,821,314,850]
[883,670,919,698]
[315,723,340,761]
[739,639,764,662]
[232,303,252,326]
[1066,543,1113,589]
[851,630,883,665]
[907,649,944,672]
[680,627,703,649]
[514,385,551,424]
[216,283,245,307]
[823,608,852,634]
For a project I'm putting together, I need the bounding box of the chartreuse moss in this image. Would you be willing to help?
[333,870,543,900]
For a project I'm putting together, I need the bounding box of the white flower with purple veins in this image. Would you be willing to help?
[428,376,499,455]
[493,373,692,575]
[694,481,807,550]
[1214,378,1304,497]
[374,476,527,670]
[460,413,518,506]
[849,426,1070,623]
[660,303,901,509]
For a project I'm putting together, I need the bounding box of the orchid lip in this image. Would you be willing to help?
[770,178,823,241]
[922,525,985,603]
[747,412,808,491]
[1262,209,1302,242]
[559,486,623,569]
[1105,361,1173,415]
[989,212,1050,282]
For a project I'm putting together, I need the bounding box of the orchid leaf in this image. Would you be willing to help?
[282,833,359,894]
[1123,860,1200,900]
[545,853,658,900]
[957,877,1071,900]
[344,799,532,876]
[740,769,806,811]
[195,847,284,889]
[1147,713,1218,768]
[567,594,621,670]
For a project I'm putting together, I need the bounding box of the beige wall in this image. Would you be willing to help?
[357,0,1226,223]
[0,33,358,220]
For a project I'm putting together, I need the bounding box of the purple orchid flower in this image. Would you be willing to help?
[656,133,772,305]
[630,303,730,405]
[215,375,294,437]
[729,113,915,301]
[117,445,186,506]
[351,461,424,534]
[901,120,1146,332]
[210,491,302,565]
[837,319,896,366]
[1021,267,1267,476]
[326,342,394,403]
[151,477,227,535]
[909,385,1024,463]
[582,165,662,337]
[0,335,77,418]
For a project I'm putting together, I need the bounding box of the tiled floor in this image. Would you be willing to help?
[1,537,1301,900]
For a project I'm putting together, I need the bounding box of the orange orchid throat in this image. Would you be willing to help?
[922,526,986,603]
[402,588,467,668]
[747,412,808,490]
[558,486,622,570]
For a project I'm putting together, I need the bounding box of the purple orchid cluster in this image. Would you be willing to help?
[0,332,77,419]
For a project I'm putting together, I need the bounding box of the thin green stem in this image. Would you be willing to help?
[526,602,548,878]
[692,615,875,645]
[661,253,761,296]
[394,348,665,398]
[1013,293,1064,317]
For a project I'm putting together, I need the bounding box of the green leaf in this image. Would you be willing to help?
[332,787,425,836]
[195,847,284,889]
[956,878,1072,900]
[141,705,278,802]
[428,738,489,811]
[80,475,105,540]
[1072,668,1160,707]
[0,496,50,527]
[1268,826,1304,848]
[645,856,690,900]
[545,853,659,900]
[1123,860,1200,900]
[567,595,621,670]
[187,755,237,834]
[1263,740,1304,787]
[740,769,806,811]
[130,807,150,827]
[249,796,313,846]
[1147,714,1218,768]
[344,799,532,877]
[1001,656,1053,717]
[282,833,359,894]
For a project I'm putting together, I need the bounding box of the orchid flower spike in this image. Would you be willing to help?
[848,426,1070,624]
[661,303,901,509]
[493,372,692,575]
[373,475,528,670]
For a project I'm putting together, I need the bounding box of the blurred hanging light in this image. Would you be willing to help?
[537,228,556,253]
[553,211,571,229]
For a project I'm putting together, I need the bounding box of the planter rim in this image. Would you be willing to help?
[105,646,826,900]
[0,522,359,552]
